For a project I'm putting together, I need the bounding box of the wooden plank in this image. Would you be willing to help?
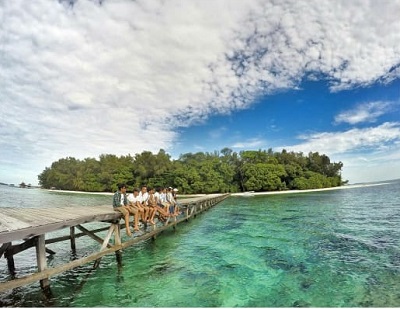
[0,212,121,244]
[4,238,36,257]
[22,212,60,225]
[0,195,228,246]
[100,224,116,251]
[34,208,78,221]
[93,224,116,268]
[75,225,110,248]
[45,225,112,245]
[0,213,31,231]
[0,243,121,293]
[1,209,46,225]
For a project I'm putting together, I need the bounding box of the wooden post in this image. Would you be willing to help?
[185,206,189,221]
[151,220,157,240]
[191,204,196,217]
[173,215,177,230]
[4,254,15,280]
[114,223,122,266]
[35,235,49,290]
[4,242,16,277]
[70,227,76,254]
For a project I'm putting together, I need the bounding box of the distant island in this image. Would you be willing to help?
[0,182,38,188]
[38,148,345,194]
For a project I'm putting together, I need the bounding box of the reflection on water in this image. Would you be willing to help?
[1,181,400,307]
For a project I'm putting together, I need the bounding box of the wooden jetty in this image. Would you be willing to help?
[0,194,229,293]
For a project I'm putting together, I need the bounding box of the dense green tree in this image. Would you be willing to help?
[242,163,287,191]
[38,147,344,193]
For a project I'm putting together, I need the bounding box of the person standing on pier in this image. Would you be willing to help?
[112,183,132,237]
[166,187,177,216]
[172,188,181,216]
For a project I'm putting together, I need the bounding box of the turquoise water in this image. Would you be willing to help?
[1,181,400,307]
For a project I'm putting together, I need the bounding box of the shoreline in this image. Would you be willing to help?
[47,189,113,196]
[231,182,391,196]
[47,182,391,197]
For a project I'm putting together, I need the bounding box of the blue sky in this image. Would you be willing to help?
[1,0,400,186]
[172,79,400,183]
[174,79,400,154]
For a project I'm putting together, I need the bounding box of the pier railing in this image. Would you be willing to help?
[0,193,229,293]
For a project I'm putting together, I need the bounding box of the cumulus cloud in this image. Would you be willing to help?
[1,0,400,184]
[334,101,394,125]
[282,122,400,155]
[278,122,400,182]
[231,138,266,149]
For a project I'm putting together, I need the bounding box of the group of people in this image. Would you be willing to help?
[112,183,180,236]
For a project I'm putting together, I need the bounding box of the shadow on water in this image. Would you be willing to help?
[324,232,399,261]
[259,245,309,276]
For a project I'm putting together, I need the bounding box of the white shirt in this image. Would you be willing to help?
[154,191,160,203]
[166,192,176,205]
[120,193,125,206]
[139,191,149,205]
[160,192,167,203]
[127,193,140,204]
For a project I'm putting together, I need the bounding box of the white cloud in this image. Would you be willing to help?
[1,0,400,184]
[334,149,400,183]
[282,122,400,155]
[279,122,400,183]
[209,127,227,139]
[334,101,394,125]
[231,138,266,149]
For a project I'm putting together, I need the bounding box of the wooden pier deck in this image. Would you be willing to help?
[0,193,229,293]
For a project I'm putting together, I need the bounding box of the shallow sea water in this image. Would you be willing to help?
[0,181,399,307]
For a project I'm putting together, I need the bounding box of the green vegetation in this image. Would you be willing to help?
[38,148,345,193]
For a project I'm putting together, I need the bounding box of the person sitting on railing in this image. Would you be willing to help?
[138,185,150,222]
[159,187,170,209]
[146,187,157,225]
[127,188,145,231]
[112,183,132,237]
[153,187,170,221]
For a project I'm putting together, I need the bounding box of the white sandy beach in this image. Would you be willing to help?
[47,189,113,196]
[47,182,391,197]
[230,182,391,196]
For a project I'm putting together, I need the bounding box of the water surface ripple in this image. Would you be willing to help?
[0,181,399,307]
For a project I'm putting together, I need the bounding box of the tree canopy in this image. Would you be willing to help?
[38,148,345,193]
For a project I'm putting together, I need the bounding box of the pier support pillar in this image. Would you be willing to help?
[35,235,49,290]
[185,207,189,221]
[173,216,177,230]
[70,227,76,254]
[3,242,16,277]
[114,224,122,266]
